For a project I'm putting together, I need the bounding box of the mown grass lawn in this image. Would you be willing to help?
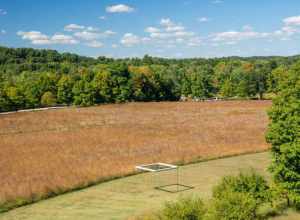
[0,152,298,220]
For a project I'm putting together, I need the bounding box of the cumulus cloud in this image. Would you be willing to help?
[142,18,199,48]
[73,28,116,41]
[85,41,103,48]
[145,27,160,33]
[273,26,299,39]
[160,18,175,27]
[120,34,149,47]
[187,37,202,47]
[64,24,85,32]
[17,31,78,45]
[17,31,51,44]
[212,29,269,42]
[147,18,194,39]
[120,33,141,46]
[283,15,300,26]
[112,44,118,48]
[166,25,185,32]
[103,30,116,36]
[0,9,7,15]
[74,31,100,40]
[106,4,134,13]
[51,34,78,44]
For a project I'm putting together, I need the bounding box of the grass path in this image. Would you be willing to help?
[0,152,299,220]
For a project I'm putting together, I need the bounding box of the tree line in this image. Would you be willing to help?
[0,46,299,112]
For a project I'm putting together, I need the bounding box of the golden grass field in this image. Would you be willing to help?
[0,100,271,204]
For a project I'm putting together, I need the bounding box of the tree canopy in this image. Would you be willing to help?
[0,46,299,112]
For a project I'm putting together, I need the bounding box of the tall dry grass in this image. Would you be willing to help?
[0,100,271,208]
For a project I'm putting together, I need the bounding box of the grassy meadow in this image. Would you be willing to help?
[0,100,271,207]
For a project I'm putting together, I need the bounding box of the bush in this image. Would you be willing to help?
[41,91,57,107]
[208,171,275,219]
[160,196,206,220]
[207,191,258,220]
[212,170,270,204]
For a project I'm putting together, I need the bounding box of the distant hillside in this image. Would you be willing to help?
[0,46,298,112]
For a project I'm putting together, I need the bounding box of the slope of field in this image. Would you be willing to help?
[0,101,271,205]
[0,152,299,220]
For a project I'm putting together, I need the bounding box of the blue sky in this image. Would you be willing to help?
[1,0,300,58]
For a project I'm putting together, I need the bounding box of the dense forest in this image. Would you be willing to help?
[0,46,299,112]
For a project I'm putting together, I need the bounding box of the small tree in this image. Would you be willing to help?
[41,91,57,107]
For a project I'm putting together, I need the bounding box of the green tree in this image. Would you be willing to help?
[220,79,235,98]
[5,86,25,110]
[267,66,288,94]
[57,75,74,104]
[72,79,96,106]
[266,61,300,209]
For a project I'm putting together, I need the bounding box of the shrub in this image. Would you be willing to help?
[212,170,270,204]
[208,171,274,219]
[207,191,258,220]
[41,91,57,107]
[161,196,206,220]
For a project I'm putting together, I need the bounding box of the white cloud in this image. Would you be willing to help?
[74,31,99,40]
[73,29,116,41]
[17,31,47,40]
[85,41,103,48]
[106,4,134,13]
[99,16,106,20]
[281,26,298,35]
[103,30,116,36]
[64,24,85,32]
[187,37,202,47]
[0,9,7,15]
[198,17,209,22]
[283,15,300,26]
[51,34,78,44]
[145,27,160,33]
[174,31,194,37]
[150,32,171,39]
[1,30,6,35]
[143,18,199,48]
[166,25,185,32]
[160,18,175,27]
[120,33,141,46]
[212,30,268,42]
[17,31,78,45]
[273,25,299,40]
